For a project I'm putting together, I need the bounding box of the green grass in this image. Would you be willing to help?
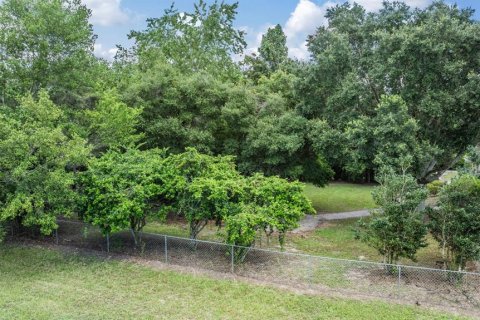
[143,218,442,267]
[143,219,224,242]
[304,182,376,213]
[289,219,442,267]
[0,245,466,320]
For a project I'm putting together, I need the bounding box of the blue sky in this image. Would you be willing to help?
[84,0,480,60]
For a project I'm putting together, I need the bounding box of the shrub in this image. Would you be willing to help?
[426,180,444,196]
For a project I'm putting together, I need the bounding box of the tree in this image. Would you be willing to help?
[303,1,480,182]
[0,91,89,235]
[86,89,143,153]
[427,175,480,271]
[340,95,427,181]
[244,24,289,81]
[79,148,175,245]
[0,0,97,106]
[460,145,480,177]
[129,0,246,81]
[241,110,333,186]
[226,173,314,254]
[245,174,314,247]
[165,148,243,240]
[122,63,256,156]
[259,25,289,73]
[356,167,428,265]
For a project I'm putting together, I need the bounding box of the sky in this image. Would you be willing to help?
[84,0,480,61]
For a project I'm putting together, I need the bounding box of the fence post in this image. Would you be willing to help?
[54,228,59,245]
[106,232,110,253]
[230,245,234,273]
[397,265,402,299]
[309,255,314,285]
[164,235,168,263]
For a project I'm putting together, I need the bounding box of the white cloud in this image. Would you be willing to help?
[285,0,333,39]
[284,0,334,60]
[354,0,430,12]
[94,43,118,61]
[283,0,432,60]
[82,0,129,26]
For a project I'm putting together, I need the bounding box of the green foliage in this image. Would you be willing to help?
[129,0,245,80]
[123,64,256,156]
[303,1,480,181]
[258,25,288,73]
[226,173,314,251]
[241,111,333,186]
[460,145,480,177]
[241,111,306,176]
[426,180,445,196]
[0,91,89,234]
[86,89,143,153]
[0,0,97,106]
[356,169,428,265]
[244,24,289,81]
[165,148,244,239]
[326,95,429,181]
[427,175,480,270]
[79,148,174,243]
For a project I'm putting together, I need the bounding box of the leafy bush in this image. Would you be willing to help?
[427,174,480,271]
[426,180,444,196]
[79,148,174,245]
[356,170,428,265]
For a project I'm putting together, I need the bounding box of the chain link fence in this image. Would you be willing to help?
[8,219,480,313]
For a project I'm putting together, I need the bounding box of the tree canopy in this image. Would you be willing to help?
[302,1,480,181]
[0,0,98,106]
[0,91,89,234]
[1,0,479,261]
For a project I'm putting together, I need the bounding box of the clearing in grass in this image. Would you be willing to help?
[303,182,376,213]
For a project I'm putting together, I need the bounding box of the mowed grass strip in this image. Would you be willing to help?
[0,245,466,320]
[304,182,376,213]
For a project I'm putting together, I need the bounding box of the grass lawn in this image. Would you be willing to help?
[288,219,443,267]
[143,218,224,242]
[304,182,376,213]
[0,245,466,320]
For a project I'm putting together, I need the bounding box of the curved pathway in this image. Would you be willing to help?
[293,209,370,233]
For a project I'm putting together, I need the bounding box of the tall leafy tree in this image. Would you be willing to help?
[258,24,289,72]
[123,62,256,156]
[244,24,289,81]
[343,95,425,181]
[86,89,144,154]
[0,91,89,234]
[0,0,97,106]
[241,110,333,186]
[303,1,480,181]
[129,0,246,80]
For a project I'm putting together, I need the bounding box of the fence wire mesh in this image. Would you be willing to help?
[8,219,480,313]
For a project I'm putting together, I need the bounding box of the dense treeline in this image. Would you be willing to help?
[0,0,479,251]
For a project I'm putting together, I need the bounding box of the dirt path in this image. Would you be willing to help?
[293,210,370,233]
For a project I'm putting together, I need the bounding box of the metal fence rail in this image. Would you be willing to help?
[9,219,480,313]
